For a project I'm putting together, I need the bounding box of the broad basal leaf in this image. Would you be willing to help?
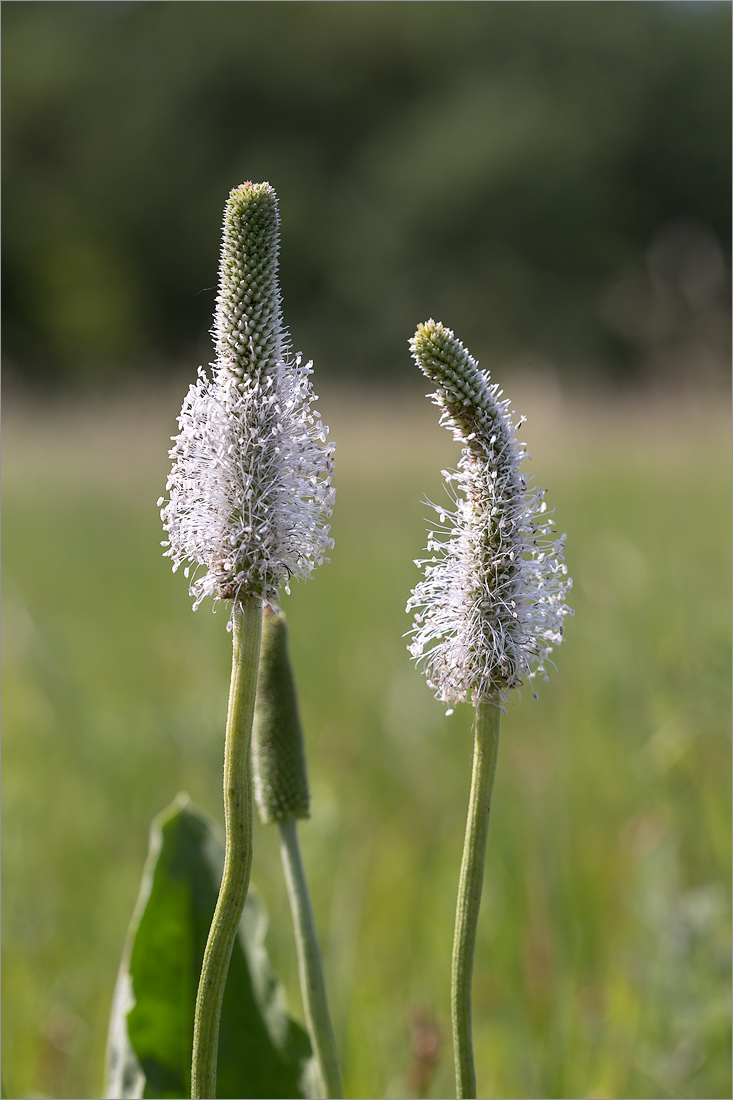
[105,794,315,1099]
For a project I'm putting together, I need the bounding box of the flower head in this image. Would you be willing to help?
[406,319,572,706]
[160,182,334,609]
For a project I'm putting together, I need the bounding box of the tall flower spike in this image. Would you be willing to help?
[407,319,572,705]
[160,182,335,610]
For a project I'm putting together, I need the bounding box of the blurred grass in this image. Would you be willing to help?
[2,380,730,1100]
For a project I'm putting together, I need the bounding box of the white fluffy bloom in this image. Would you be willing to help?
[160,182,334,609]
[406,320,572,706]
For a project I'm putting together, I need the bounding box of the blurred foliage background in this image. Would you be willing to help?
[4,391,731,1100]
[2,4,731,1100]
[2,0,731,390]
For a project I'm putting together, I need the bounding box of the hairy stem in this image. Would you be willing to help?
[191,597,262,1099]
[451,698,502,1099]
[279,818,343,1099]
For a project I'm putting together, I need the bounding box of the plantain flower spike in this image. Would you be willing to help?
[253,608,311,825]
[407,319,572,706]
[160,182,335,610]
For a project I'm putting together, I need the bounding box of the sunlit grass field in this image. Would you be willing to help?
[3,380,731,1100]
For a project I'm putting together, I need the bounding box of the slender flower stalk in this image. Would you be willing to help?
[159,182,334,1099]
[450,699,500,1100]
[279,821,343,1100]
[191,598,261,1100]
[253,609,343,1100]
[407,320,572,1099]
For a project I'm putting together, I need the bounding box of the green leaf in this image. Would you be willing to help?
[105,793,316,1099]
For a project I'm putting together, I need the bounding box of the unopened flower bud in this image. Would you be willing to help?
[253,609,310,824]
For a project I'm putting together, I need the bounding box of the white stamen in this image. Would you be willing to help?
[406,319,572,705]
[160,182,335,610]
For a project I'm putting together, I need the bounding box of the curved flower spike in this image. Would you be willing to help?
[407,319,572,705]
[160,182,335,610]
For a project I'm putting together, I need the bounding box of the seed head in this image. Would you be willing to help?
[160,183,335,609]
[406,319,572,706]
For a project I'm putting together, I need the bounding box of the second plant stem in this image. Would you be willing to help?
[279,818,344,1099]
[451,697,502,1100]
[191,596,263,1100]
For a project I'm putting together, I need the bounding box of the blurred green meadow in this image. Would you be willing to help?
[2,380,731,1100]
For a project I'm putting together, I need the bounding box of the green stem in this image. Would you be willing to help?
[191,596,263,1099]
[279,818,344,1100]
[451,698,502,1100]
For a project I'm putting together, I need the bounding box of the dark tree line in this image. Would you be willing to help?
[2,1,730,387]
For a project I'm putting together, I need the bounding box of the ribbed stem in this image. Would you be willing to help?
[191,597,263,1099]
[451,698,502,1099]
[279,819,343,1099]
